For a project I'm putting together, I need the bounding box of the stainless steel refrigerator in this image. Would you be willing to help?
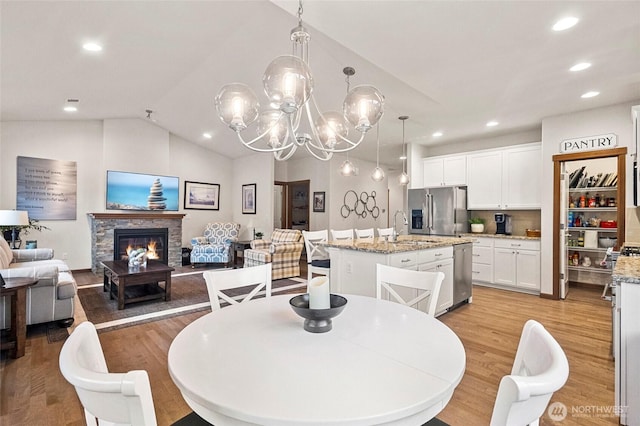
[408,186,468,236]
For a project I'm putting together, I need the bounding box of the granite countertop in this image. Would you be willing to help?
[613,256,640,284]
[460,233,541,241]
[322,235,473,254]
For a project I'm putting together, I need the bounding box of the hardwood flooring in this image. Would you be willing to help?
[0,271,616,425]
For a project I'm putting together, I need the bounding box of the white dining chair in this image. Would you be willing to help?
[203,263,272,311]
[377,227,394,238]
[355,228,374,238]
[59,321,158,426]
[330,229,354,241]
[490,319,569,426]
[376,263,444,317]
[302,230,330,283]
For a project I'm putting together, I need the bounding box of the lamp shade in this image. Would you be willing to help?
[0,210,29,226]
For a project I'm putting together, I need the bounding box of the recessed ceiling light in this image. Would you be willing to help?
[63,106,77,112]
[553,17,579,31]
[486,121,499,127]
[570,62,591,72]
[581,91,600,98]
[203,133,212,139]
[432,131,443,137]
[83,42,103,52]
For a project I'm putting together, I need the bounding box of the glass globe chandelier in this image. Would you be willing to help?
[214,0,385,161]
[398,116,410,186]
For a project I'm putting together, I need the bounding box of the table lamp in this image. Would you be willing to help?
[0,210,29,249]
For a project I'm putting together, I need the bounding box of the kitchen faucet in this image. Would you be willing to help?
[391,210,408,242]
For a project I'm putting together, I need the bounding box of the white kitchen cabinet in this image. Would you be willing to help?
[467,143,541,210]
[493,239,541,291]
[470,237,494,283]
[502,144,542,209]
[466,151,503,209]
[327,245,456,316]
[422,155,466,187]
[419,257,454,315]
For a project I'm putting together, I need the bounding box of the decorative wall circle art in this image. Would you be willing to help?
[341,190,379,219]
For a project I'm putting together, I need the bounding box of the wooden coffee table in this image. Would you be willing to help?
[101,260,175,310]
[0,277,38,358]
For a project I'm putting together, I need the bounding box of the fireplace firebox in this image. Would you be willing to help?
[114,228,169,264]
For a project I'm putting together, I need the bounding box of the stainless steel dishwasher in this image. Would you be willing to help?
[452,243,472,307]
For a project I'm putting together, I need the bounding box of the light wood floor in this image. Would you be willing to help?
[0,272,616,425]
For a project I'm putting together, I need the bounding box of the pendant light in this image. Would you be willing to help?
[371,123,385,182]
[398,116,410,185]
[339,151,357,176]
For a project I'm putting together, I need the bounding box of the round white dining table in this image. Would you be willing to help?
[168,294,466,426]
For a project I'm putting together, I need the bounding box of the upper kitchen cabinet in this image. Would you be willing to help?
[467,143,542,210]
[422,155,466,187]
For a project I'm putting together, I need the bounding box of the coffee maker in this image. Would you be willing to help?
[495,213,512,235]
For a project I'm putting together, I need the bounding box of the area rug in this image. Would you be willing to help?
[77,271,306,332]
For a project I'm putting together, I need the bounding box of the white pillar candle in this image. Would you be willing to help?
[308,276,330,309]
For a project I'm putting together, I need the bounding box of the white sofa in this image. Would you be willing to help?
[0,237,76,328]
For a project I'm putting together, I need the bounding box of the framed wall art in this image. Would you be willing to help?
[184,181,220,210]
[242,183,256,214]
[313,191,325,212]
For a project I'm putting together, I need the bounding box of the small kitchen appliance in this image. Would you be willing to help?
[495,213,512,235]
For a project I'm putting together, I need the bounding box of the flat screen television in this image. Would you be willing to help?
[106,170,179,211]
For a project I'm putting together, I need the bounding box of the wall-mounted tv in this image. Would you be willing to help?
[106,170,179,211]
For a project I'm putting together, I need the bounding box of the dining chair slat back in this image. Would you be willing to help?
[490,319,569,426]
[355,228,374,238]
[330,229,354,241]
[59,321,158,426]
[377,227,394,237]
[376,264,444,317]
[204,263,272,311]
[302,230,330,283]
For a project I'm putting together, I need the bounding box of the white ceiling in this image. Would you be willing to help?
[2,1,639,168]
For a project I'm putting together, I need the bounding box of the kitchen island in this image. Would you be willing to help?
[323,235,473,316]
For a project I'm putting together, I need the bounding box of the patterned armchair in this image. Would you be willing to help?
[244,229,304,280]
[190,222,240,267]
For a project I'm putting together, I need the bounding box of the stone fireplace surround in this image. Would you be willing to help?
[88,213,185,274]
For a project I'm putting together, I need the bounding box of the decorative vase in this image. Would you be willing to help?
[471,223,484,233]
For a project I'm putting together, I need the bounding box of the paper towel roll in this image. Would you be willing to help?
[584,230,598,249]
[308,276,330,309]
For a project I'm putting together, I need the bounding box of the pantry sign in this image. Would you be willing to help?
[560,133,617,153]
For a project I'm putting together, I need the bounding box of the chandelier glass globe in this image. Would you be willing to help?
[339,160,356,176]
[214,83,260,132]
[343,85,385,132]
[315,111,348,149]
[257,110,288,148]
[263,55,313,114]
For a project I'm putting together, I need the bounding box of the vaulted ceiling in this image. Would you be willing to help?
[2,1,639,167]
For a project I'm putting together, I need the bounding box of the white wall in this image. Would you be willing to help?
[1,120,104,269]
[540,101,639,295]
[1,119,240,269]
[232,153,274,241]
[328,154,390,232]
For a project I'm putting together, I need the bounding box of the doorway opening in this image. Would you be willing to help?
[552,148,626,300]
[274,180,310,231]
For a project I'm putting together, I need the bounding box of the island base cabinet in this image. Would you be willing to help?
[419,258,454,315]
[326,246,455,316]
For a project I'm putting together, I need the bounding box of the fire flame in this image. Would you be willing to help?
[124,240,160,260]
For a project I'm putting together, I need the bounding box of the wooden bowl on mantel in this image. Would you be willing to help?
[526,229,541,238]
